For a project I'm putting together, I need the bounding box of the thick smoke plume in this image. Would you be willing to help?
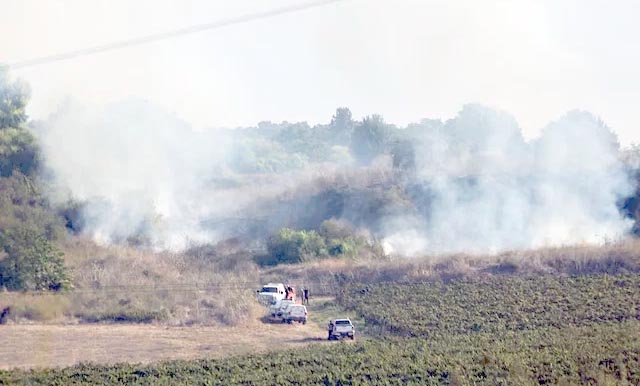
[39,101,634,255]
[41,99,234,250]
[383,105,633,255]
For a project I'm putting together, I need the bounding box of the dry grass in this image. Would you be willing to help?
[5,236,639,323]
[0,320,328,370]
[0,292,71,322]
[263,239,640,295]
[1,237,263,325]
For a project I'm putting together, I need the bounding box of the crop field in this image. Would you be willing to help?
[2,274,640,385]
[337,274,640,336]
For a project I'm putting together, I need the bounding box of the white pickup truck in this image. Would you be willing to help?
[257,283,286,306]
[328,318,355,340]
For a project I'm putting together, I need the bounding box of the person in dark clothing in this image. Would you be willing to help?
[0,307,10,324]
[303,288,309,304]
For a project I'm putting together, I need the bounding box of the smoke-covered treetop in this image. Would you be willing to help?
[0,67,30,130]
[34,96,639,256]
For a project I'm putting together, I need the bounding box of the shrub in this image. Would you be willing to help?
[260,223,374,266]
[265,228,327,265]
[0,226,71,291]
[327,237,359,258]
[78,308,168,323]
[0,127,39,177]
[3,293,71,321]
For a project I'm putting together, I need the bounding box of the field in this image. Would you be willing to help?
[1,322,638,385]
[0,321,327,370]
[337,275,640,336]
[2,273,640,385]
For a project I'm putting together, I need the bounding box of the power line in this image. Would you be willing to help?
[7,0,346,70]
[2,279,338,296]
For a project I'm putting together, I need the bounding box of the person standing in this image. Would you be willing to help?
[303,288,310,305]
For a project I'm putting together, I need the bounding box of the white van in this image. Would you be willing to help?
[257,283,286,306]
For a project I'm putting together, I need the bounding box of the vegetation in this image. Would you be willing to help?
[258,219,380,266]
[337,275,640,336]
[263,228,328,265]
[0,68,29,130]
[1,238,262,325]
[0,227,70,291]
[0,68,69,292]
[2,272,640,385]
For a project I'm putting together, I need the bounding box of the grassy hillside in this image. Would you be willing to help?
[1,238,263,325]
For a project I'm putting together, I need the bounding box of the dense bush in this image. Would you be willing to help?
[0,67,29,130]
[265,228,327,265]
[0,173,66,240]
[78,308,169,323]
[0,173,69,291]
[0,127,40,177]
[0,69,70,292]
[260,221,372,266]
[0,226,70,291]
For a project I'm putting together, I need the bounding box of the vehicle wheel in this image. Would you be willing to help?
[302,320,306,325]
[350,335,355,340]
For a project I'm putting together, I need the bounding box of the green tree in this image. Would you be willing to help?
[0,69,68,291]
[390,139,415,171]
[0,226,70,291]
[329,107,354,145]
[0,68,38,177]
[0,173,65,241]
[266,228,327,265]
[275,122,330,163]
[0,127,39,177]
[0,67,30,129]
[350,115,390,165]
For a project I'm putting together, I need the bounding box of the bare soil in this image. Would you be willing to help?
[0,319,327,370]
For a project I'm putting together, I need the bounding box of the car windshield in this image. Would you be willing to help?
[261,287,278,293]
[335,320,351,325]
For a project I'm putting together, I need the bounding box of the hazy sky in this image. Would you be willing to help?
[2,0,639,144]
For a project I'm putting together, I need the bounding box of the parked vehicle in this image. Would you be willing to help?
[257,283,286,306]
[283,305,307,324]
[269,299,295,318]
[328,318,355,340]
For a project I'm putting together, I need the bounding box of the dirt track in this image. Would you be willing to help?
[0,321,327,370]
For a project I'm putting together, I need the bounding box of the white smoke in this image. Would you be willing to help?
[382,105,634,255]
[41,99,236,250]
[40,100,634,255]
